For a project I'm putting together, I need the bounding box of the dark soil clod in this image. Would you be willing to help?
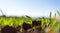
[22,22,32,30]
[1,25,17,33]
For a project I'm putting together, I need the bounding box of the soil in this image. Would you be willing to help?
[0,21,43,33]
[48,29,54,33]
[1,25,17,33]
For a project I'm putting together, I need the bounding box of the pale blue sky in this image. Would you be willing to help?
[0,0,60,17]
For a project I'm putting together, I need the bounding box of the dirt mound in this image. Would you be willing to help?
[1,25,17,33]
[22,22,32,30]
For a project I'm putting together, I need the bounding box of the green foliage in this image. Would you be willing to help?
[0,11,60,33]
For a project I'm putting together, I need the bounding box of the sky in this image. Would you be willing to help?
[0,0,60,17]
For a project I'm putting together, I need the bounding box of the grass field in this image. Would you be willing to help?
[0,12,60,33]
